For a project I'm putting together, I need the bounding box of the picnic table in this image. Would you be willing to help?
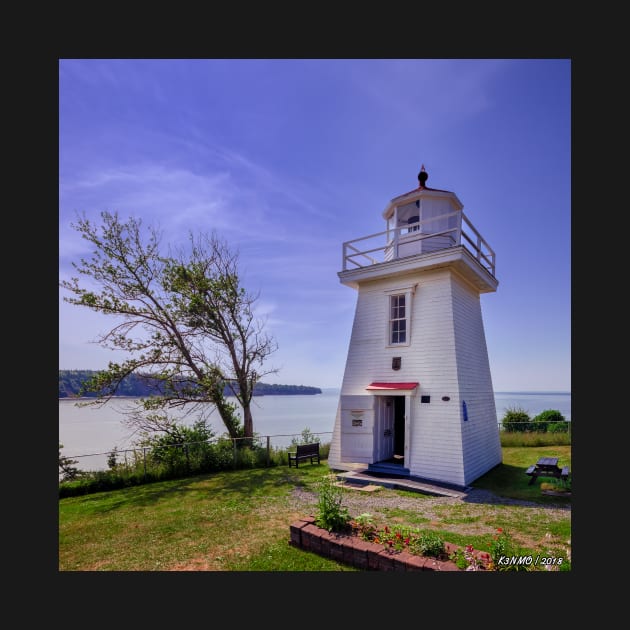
[525,457,570,486]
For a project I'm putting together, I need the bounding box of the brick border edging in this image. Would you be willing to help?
[289,516,465,571]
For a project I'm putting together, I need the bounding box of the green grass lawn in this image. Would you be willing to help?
[59,465,357,571]
[473,445,571,502]
[59,446,571,571]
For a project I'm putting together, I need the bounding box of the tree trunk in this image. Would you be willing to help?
[214,395,241,440]
[243,404,254,440]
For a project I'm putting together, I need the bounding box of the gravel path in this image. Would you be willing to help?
[291,484,570,515]
[288,485,571,552]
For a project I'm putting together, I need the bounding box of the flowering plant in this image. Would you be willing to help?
[487,527,528,571]
[464,544,482,571]
[351,513,378,541]
[450,545,491,570]
[378,525,414,552]
[349,517,446,559]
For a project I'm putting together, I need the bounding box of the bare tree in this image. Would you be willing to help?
[60,211,278,440]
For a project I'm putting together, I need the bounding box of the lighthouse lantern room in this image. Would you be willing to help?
[327,166,501,488]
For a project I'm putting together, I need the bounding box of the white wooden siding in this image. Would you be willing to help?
[329,265,500,486]
[339,395,375,463]
[451,274,502,484]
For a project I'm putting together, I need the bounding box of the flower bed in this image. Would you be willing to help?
[289,516,490,571]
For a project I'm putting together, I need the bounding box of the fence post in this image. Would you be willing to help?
[233,438,237,469]
[266,435,270,467]
[185,444,190,472]
[143,447,147,480]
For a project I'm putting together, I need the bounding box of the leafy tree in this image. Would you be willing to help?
[60,211,278,440]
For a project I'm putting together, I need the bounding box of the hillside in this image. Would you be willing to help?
[59,370,321,398]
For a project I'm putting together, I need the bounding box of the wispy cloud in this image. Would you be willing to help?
[176,126,340,222]
[61,164,335,247]
[59,123,347,279]
[59,164,238,269]
[346,59,507,132]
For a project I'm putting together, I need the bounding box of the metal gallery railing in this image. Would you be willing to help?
[342,210,495,276]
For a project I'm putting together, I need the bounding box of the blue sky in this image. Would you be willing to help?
[59,59,571,392]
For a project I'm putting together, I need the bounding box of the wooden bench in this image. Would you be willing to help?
[288,442,320,468]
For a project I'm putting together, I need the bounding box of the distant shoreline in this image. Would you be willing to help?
[60,390,570,401]
[495,391,571,396]
[59,371,323,398]
[59,392,325,401]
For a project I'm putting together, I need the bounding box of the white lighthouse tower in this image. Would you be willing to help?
[327,166,501,488]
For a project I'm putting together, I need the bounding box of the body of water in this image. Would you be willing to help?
[59,389,571,471]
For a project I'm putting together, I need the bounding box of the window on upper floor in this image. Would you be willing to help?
[389,294,407,344]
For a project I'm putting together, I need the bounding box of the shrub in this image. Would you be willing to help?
[533,409,566,424]
[236,443,265,468]
[318,442,331,460]
[501,406,530,432]
[141,419,217,469]
[290,427,320,446]
[548,422,569,433]
[59,434,331,498]
[531,409,566,432]
[409,531,446,558]
[314,474,350,532]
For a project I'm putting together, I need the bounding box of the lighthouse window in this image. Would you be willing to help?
[390,294,407,344]
[407,216,420,233]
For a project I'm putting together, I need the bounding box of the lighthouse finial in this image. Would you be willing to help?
[418,164,428,188]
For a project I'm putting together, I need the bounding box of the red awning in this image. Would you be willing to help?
[366,382,419,391]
